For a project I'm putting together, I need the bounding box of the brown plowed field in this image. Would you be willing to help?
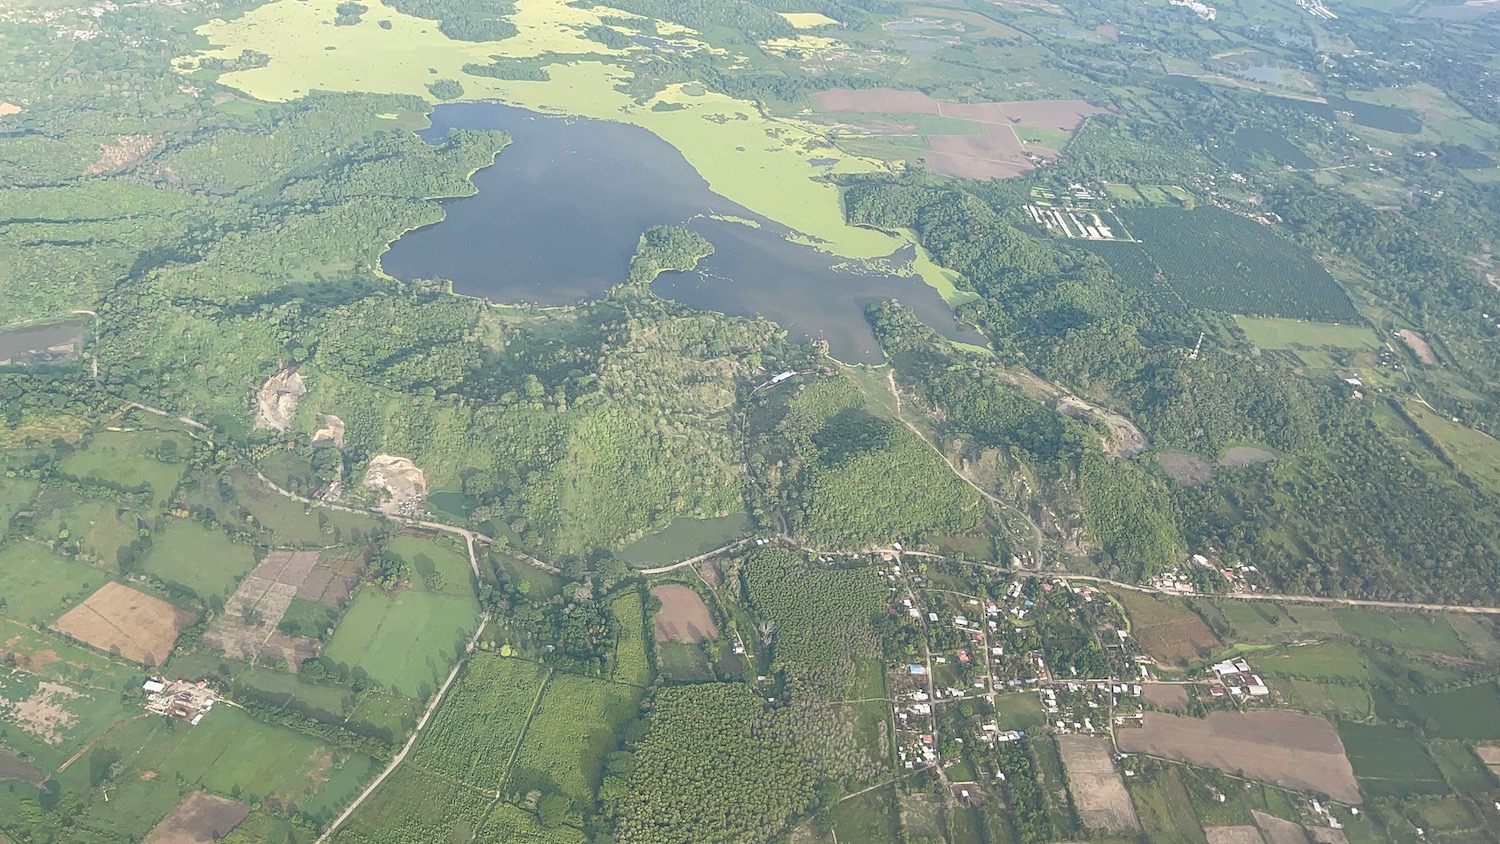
[50,582,195,665]
[1253,810,1312,844]
[990,99,1109,131]
[144,792,251,844]
[1140,683,1189,711]
[651,585,718,643]
[1207,827,1268,844]
[812,88,939,113]
[1115,591,1221,665]
[1117,711,1361,804]
[1056,735,1139,832]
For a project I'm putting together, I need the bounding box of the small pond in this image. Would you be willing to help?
[619,512,752,567]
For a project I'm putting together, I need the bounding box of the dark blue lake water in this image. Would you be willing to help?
[379,102,985,363]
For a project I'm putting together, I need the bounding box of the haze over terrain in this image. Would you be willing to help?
[1,0,1499,841]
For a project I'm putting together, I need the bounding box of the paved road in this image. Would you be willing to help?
[316,611,491,843]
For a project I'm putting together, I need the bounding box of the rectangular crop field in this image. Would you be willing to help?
[0,540,106,624]
[1234,316,1378,351]
[1115,591,1220,665]
[1254,641,1368,683]
[0,670,136,770]
[1409,683,1500,741]
[612,590,651,686]
[330,765,491,844]
[1057,735,1139,832]
[1117,711,1360,803]
[506,673,641,806]
[411,655,547,789]
[1337,722,1446,797]
[1126,764,1204,844]
[51,581,196,665]
[142,520,259,601]
[162,707,380,813]
[1107,208,1358,321]
[1334,610,1466,658]
[323,587,479,699]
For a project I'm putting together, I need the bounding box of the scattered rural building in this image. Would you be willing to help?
[143,678,219,725]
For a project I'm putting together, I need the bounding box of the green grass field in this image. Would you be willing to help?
[0,476,37,527]
[384,535,475,597]
[58,430,191,508]
[1404,409,1500,497]
[1338,722,1447,798]
[1334,609,1467,657]
[1126,764,1205,844]
[1427,740,1494,794]
[229,468,382,546]
[31,495,143,569]
[1446,614,1500,660]
[141,520,258,601]
[1285,679,1371,718]
[0,540,109,624]
[657,640,714,681]
[1410,683,1500,741]
[1234,316,1378,351]
[1255,641,1368,683]
[167,707,380,821]
[411,655,547,789]
[994,691,1047,731]
[323,587,480,698]
[611,591,651,687]
[506,673,642,807]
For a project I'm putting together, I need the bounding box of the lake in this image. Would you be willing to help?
[381,102,985,363]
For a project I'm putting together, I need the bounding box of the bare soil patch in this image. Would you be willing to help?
[4,681,81,746]
[86,135,157,175]
[51,582,195,666]
[203,551,321,663]
[991,99,1108,131]
[926,124,1034,180]
[144,792,251,844]
[294,550,364,608]
[363,454,427,515]
[1140,683,1189,711]
[1477,744,1500,777]
[1117,711,1361,804]
[1160,451,1213,486]
[1207,827,1268,844]
[1057,396,1147,456]
[0,102,20,116]
[1115,591,1221,665]
[696,561,722,587]
[652,585,718,643]
[0,746,44,783]
[1220,446,1277,467]
[1397,329,1438,364]
[254,367,306,431]
[1253,811,1311,844]
[313,413,346,448]
[1308,830,1348,844]
[1056,735,1139,832]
